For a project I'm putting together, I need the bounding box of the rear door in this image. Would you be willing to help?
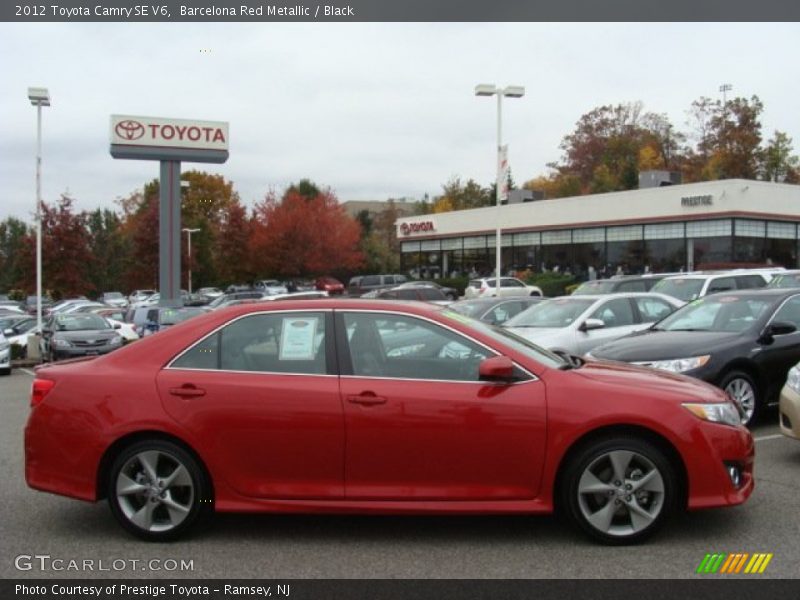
[576,297,638,354]
[336,310,547,500]
[157,310,345,499]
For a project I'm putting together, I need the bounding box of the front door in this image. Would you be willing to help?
[337,311,547,500]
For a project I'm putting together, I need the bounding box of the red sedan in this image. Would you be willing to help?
[315,276,344,295]
[25,299,753,544]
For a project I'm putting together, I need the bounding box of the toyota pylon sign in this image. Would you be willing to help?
[111,115,229,151]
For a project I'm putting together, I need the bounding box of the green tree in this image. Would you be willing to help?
[0,216,30,293]
[760,131,799,183]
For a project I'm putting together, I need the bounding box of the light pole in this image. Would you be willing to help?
[28,87,50,334]
[182,228,200,294]
[475,84,525,295]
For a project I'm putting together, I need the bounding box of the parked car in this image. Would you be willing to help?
[375,285,451,305]
[63,302,109,314]
[196,287,224,300]
[651,270,776,303]
[128,289,156,304]
[3,317,37,357]
[40,313,123,362]
[464,277,543,299]
[0,313,30,333]
[0,299,26,312]
[587,289,800,425]
[0,330,10,375]
[101,292,129,308]
[254,280,288,296]
[126,307,154,338]
[503,293,682,356]
[25,299,754,544]
[25,295,53,315]
[571,274,676,295]
[348,274,408,297]
[779,362,800,441]
[225,284,253,294]
[90,308,139,342]
[397,280,459,301]
[143,307,208,336]
[130,293,160,309]
[449,297,544,325]
[315,276,345,295]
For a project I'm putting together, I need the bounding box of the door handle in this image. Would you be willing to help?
[347,392,387,406]
[169,385,206,398]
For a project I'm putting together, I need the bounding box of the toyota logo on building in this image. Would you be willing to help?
[115,119,145,141]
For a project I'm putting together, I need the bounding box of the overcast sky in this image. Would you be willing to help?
[2,22,799,222]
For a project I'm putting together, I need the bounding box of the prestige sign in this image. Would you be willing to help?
[110,115,228,151]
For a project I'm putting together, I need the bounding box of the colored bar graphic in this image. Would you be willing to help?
[697,552,773,574]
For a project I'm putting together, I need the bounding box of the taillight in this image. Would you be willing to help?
[31,378,55,407]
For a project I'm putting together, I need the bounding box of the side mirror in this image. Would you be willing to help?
[478,356,516,383]
[760,321,797,343]
[579,318,605,332]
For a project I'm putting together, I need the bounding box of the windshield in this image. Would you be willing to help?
[652,278,704,302]
[104,292,123,299]
[54,314,110,331]
[572,280,617,295]
[440,309,566,369]
[505,298,595,328]
[768,273,800,289]
[656,295,774,333]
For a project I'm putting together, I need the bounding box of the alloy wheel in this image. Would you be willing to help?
[724,377,756,425]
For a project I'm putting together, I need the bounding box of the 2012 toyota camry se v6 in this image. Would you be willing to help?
[24,299,754,544]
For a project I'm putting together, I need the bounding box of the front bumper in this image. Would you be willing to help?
[0,346,10,369]
[779,384,800,440]
[685,419,754,510]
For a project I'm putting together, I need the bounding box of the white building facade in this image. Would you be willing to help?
[396,179,800,279]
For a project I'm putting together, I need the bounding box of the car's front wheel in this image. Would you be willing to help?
[561,436,678,545]
[107,440,211,541]
[719,370,759,426]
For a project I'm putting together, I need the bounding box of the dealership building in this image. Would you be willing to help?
[396,178,800,279]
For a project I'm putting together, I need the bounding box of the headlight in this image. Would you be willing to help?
[786,365,800,395]
[0,341,9,351]
[109,336,123,345]
[649,355,710,373]
[52,338,71,348]
[683,402,742,427]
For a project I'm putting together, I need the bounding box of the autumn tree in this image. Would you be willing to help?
[359,200,402,274]
[760,131,800,183]
[86,208,129,294]
[432,178,492,213]
[249,183,364,279]
[119,186,159,291]
[14,195,94,297]
[214,201,254,285]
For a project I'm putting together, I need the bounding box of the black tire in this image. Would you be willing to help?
[0,368,10,377]
[560,436,678,545]
[107,439,212,542]
[718,370,759,426]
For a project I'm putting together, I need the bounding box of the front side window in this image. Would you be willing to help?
[590,298,635,327]
[772,296,800,330]
[501,278,524,288]
[171,312,327,374]
[505,298,595,328]
[343,312,490,381]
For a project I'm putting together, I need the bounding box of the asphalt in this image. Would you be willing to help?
[1,368,799,579]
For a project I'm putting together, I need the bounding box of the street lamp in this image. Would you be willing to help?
[475,84,525,294]
[182,228,200,294]
[28,87,50,334]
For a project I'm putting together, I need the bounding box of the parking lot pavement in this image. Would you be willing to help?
[2,368,799,579]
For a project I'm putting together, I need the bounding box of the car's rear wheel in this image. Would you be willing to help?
[107,440,211,542]
[561,436,677,545]
[720,370,759,426]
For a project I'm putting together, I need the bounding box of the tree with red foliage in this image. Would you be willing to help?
[250,184,364,279]
[15,195,94,298]
[119,185,160,291]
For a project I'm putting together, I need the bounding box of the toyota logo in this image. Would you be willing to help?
[115,119,145,141]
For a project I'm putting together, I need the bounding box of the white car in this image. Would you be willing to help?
[651,269,781,303]
[130,293,160,309]
[100,292,129,308]
[503,292,683,356]
[464,277,543,299]
[254,280,289,296]
[128,289,157,304]
[0,330,10,375]
[105,318,140,342]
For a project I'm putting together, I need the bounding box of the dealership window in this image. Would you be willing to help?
[687,220,733,268]
[540,230,572,271]
[440,238,463,277]
[513,232,540,272]
[463,236,490,276]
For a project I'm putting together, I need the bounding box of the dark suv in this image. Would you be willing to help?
[348,274,408,297]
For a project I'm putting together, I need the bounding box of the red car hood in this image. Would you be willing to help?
[574,358,729,403]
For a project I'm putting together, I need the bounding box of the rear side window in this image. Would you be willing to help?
[172,312,328,374]
[361,276,380,287]
[707,277,737,294]
[634,297,675,323]
[616,280,647,292]
[501,279,524,288]
[590,298,635,327]
[396,289,419,300]
[735,275,766,290]
[419,289,443,301]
